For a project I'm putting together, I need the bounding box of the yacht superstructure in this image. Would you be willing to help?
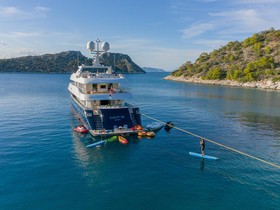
[68,39,142,137]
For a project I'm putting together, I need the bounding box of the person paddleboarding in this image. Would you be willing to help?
[189,138,218,160]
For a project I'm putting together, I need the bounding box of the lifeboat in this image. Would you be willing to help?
[74,125,88,133]
[118,136,128,144]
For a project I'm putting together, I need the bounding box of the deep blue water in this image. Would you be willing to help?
[0,73,279,210]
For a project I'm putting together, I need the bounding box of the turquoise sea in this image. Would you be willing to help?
[0,72,279,210]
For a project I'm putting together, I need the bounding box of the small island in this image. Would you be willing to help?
[165,28,280,90]
[0,51,145,74]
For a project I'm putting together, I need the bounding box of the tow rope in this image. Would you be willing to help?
[141,113,280,170]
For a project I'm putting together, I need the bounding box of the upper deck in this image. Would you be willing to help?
[70,65,127,84]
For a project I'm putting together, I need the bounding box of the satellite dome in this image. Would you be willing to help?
[101,42,110,52]
[87,41,95,51]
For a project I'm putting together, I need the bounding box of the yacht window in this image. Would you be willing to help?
[100,100,109,105]
[92,84,97,90]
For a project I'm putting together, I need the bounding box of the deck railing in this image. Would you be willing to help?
[80,72,122,79]
[84,88,128,95]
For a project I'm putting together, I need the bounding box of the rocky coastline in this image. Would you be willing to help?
[164,75,280,91]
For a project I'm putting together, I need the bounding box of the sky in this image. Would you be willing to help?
[1,0,280,71]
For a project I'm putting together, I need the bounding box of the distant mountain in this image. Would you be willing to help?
[0,51,145,74]
[142,67,166,72]
[170,28,280,83]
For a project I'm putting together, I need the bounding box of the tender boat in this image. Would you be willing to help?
[74,125,88,133]
[145,122,164,132]
[68,39,142,137]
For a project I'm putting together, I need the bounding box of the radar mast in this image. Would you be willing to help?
[87,39,110,66]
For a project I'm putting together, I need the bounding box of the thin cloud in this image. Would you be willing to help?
[109,38,154,53]
[0,6,30,18]
[210,9,263,30]
[0,48,43,59]
[182,23,215,38]
[0,40,7,47]
[35,6,51,12]
[34,6,51,18]
[193,39,229,48]
[209,8,280,34]
[235,0,280,4]
[174,0,280,50]
[94,36,198,70]
[0,6,50,19]
[209,9,261,22]
[10,31,45,38]
[197,0,219,2]
[169,1,189,14]
[0,30,70,39]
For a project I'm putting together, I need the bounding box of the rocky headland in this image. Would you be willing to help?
[167,28,280,91]
[0,51,145,74]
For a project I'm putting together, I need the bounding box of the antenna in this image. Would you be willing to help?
[86,39,110,65]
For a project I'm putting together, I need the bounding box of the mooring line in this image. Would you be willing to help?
[141,113,280,170]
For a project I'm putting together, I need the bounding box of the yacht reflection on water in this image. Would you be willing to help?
[71,126,142,169]
[200,159,205,172]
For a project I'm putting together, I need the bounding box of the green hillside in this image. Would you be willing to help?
[171,28,280,83]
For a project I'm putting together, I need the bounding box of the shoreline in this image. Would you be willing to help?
[164,75,280,91]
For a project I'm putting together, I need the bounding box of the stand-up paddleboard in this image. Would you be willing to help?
[87,140,105,148]
[189,152,218,160]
